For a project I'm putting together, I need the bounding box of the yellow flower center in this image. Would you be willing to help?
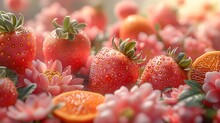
[44,70,62,81]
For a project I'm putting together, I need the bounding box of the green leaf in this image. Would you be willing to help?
[184,80,202,90]
[119,41,127,54]
[60,32,69,39]
[176,52,186,63]
[127,50,135,58]
[17,83,37,100]
[68,33,74,40]
[5,69,17,84]
[0,19,8,31]
[178,80,205,107]
[179,58,192,69]
[125,42,136,54]
[112,37,119,50]
[4,19,14,32]
[0,26,7,33]
[63,16,71,31]
[10,13,17,27]
[75,23,86,30]
[70,20,78,27]
[15,14,24,30]
[178,89,205,107]
[0,66,18,84]
[2,14,10,20]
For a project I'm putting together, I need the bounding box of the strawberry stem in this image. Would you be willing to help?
[0,11,24,33]
[167,47,192,70]
[112,38,146,64]
[52,16,87,40]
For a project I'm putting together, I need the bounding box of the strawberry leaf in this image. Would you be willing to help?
[63,16,71,31]
[178,80,205,107]
[184,80,202,90]
[17,83,37,100]
[0,66,18,84]
[52,16,86,40]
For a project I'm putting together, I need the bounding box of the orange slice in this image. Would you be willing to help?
[52,90,104,123]
[188,51,220,83]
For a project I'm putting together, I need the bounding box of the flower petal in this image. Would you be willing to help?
[204,72,220,84]
[48,86,61,96]
[50,60,62,73]
[60,85,84,92]
[203,83,215,93]
[25,69,32,78]
[215,79,220,89]
[36,59,47,73]
[38,74,49,91]
[60,75,72,85]
[50,75,60,86]
[133,113,150,123]
[33,108,48,120]
[206,90,220,103]
[69,78,84,85]
[63,65,72,75]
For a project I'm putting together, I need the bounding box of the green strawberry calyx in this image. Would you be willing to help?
[0,11,24,34]
[112,38,146,64]
[52,16,87,40]
[167,47,192,70]
[0,66,18,84]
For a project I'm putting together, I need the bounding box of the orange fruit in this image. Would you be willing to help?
[119,14,155,40]
[188,51,220,83]
[52,90,104,123]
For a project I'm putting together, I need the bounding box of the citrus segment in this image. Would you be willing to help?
[188,51,220,83]
[52,90,104,123]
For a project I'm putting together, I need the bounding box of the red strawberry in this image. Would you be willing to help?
[140,48,192,91]
[0,67,18,107]
[0,78,17,107]
[87,38,144,94]
[43,16,91,73]
[0,11,36,74]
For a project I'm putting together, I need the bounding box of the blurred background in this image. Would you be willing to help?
[0,0,160,24]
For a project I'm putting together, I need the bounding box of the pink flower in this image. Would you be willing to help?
[183,37,213,61]
[136,32,165,65]
[114,0,138,20]
[24,59,84,96]
[147,2,179,28]
[159,25,185,52]
[7,93,53,122]
[165,102,204,123]
[94,83,168,123]
[197,15,220,50]
[35,2,68,31]
[162,85,190,105]
[203,71,220,109]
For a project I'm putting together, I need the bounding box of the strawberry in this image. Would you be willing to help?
[0,67,18,107]
[0,11,36,74]
[140,48,192,91]
[43,16,91,73]
[87,38,145,94]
